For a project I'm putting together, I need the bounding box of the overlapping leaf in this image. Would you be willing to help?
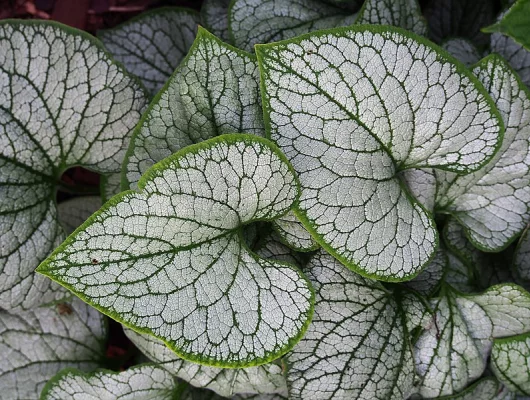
[57,197,102,235]
[413,286,493,397]
[229,0,427,53]
[286,251,415,400]
[41,365,179,400]
[436,55,530,251]
[38,135,313,367]
[484,0,530,52]
[405,246,445,296]
[124,327,289,398]
[99,8,200,95]
[257,26,502,281]
[201,0,231,42]
[438,377,513,400]
[0,21,147,310]
[0,299,106,399]
[491,333,530,395]
[123,27,264,190]
[441,38,482,67]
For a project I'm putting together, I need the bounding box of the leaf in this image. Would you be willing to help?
[228,0,356,52]
[257,26,502,281]
[285,250,415,400]
[273,212,318,251]
[201,0,231,42]
[490,22,530,89]
[124,327,289,398]
[400,168,437,212]
[123,27,265,190]
[254,230,308,268]
[413,286,493,398]
[435,55,530,251]
[0,20,147,310]
[468,284,530,338]
[57,197,102,235]
[445,251,478,293]
[483,0,530,52]
[98,8,200,96]
[100,172,122,203]
[405,246,445,296]
[438,377,513,400]
[441,38,482,67]
[401,291,434,333]
[356,0,427,36]
[491,333,530,395]
[38,135,313,367]
[0,298,106,399]
[515,226,530,280]
[41,365,179,400]
[424,0,496,46]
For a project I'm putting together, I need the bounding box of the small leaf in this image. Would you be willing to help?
[123,27,264,190]
[41,365,179,400]
[98,8,200,96]
[436,55,530,251]
[201,0,231,42]
[57,197,102,235]
[0,299,106,399]
[483,0,530,52]
[414,286,493,397]
[254,230,308,267]
[100,172,122,203]
[468,284,530,337]
[257,26,502,281]
[273,212,318,251]
[514,225,530,281]
[38,135,313,367]
[491,333,530,395]
[0,20,147,310]
[401,290,434,333]
[124,327,288,398]
[405,246,445,296]
[400,168,437,212]
[441,38,482,67]
[286,251,415,400]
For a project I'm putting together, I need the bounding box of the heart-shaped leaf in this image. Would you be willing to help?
[124,327,289,398]
[41,365,179,400]
[257,26,502,281]
[436,55,530,251]
[98,8,200,96]
[0,20,148,310]
[0,299,106,399]
[490,333,530,395]
[123,27,264,190]
[38,135,313,367]
[285,251,416,400]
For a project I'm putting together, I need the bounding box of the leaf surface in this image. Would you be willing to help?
[41,365,178,400]
[201,0,231,42]
[38,135,313,367]
[491,333,530,395]
[0,299,106,399]
[0,20,147,310]
[124,327,288,398]
[57,197,102,235]
[286,251,415,400]
[441,38,482,67]
[99,8,200,95]
[438,377,513,400]
[436,55,530,251]
[356,0,427,36]
[257,26,502,281]
[514,225,530,281]
[123,27,264,190]
[414,286,493,397]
